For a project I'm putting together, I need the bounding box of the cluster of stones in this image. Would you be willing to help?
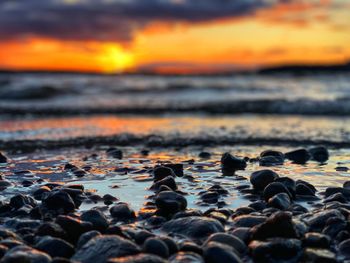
[0,147,349,262]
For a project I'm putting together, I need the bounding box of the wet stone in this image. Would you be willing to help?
[72,235,140,263]
[199,152,211,159]
[110,203,136,221]
[34,236,74,259]
[232,215,267,228]
[221,153,247,171]
[203,242,242,263]
[179,241,202,254]
[205,233,246,255]
[108,253,167,263]
[81,209,109,231]
[309,146,329,163]
[285,148,311,164]
[161,216,224,241]
[296,183,316,196]
[143,237,169,258]
[0,152,7,163]
[268,192,291,210]
[250,212,298,240]
[106,148,123,159]
[9,194,36,209]
[151,176,177,191]
[1,245,52,263]
[250,169,279,191]
[259,156,284,166]
[41,190,76,214]
[169,252,204,263]
[303,232,331,248]
[302,248,337,263]
[249,238,302,262]
[77,230,101,249]
[153,166,176,182]
[260,150,285,159]
[155,191,187,216]
[263,182,292,201]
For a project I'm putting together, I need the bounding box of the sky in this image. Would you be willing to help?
[0,0,349,74]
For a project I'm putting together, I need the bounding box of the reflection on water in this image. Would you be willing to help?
[0,115,349,144]
[0,146,349,211]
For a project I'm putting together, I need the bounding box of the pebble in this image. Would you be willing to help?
[285,149,311,164]
[221,153,247,171]
[309,146,329,163]
[263,182,292,201]
[155,191,187,216]
[110,203,136,222]
[81,209,109,231]
[205,233,246,255]
[34,236,74,258]
[143,238,169,258]
[268,192,291,210]
[250,169,279,191]
[108,253,167,263]
[0,152,7,163]
[72,235,140,263]
[203,242,242,263]
[161,216,224,241]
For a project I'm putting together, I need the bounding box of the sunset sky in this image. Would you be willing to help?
[0,0,349,74]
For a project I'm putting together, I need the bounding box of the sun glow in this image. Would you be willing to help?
[97,44,135,73]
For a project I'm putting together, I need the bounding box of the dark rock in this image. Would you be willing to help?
[155,191,187,216]
[0,244,8,258]
[153,166,176,182]
[42,190,76,214]
[343,181,350,189]
[325,187,350,198]
[309,146,329,163]
[199,152,211,159]
[303,232,330,248]
[0,180,12,189]
[221,153,247,171]
[169,252,204,263]
[285,149,311,164]
[72,235,140,263]
[106,148,123,159]
[179,241,202,254]
[103,194,118,205]
[205,233,246,255]
[36,222,66,239]
[324,193,347,203]
[232,215,266,228]
[0,152,7,163]
[263,182,292,201]
[303,209,344,230]
[159,236,178,255]
[1,245,51,263]
[161,216,224,241]
[259,156,284,166]
[260,150,284,159]
[22,180,34,187]
[108,253,167,263]
[9,194,36,209]
[250,170,279,191]
[199,191,219,204]
[56,215,91,244]
[231,228,250,243]
[77,230,101,249]
[143,238,169,258]
[248,201,266,211]
[339,239,350,259]
[33,186,51,200]
[81,209,109,231]
[250,212,298,240]
[249,238,302,262]
[110,203,136,221]
[296,183,316,196]
[164,164,184,177]
[275,177,296,197]
[35,236,74,258]
[151,176,177,191]
[303,248,337,263]
[322,217,347,238]
[268,193,291,210]
[203,242,242,263]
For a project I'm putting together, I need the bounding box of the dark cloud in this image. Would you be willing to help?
[0,0,277,42]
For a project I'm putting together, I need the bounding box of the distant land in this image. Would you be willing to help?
[0,61,349,76]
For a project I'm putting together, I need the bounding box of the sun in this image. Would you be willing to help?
[98,44,135,73]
